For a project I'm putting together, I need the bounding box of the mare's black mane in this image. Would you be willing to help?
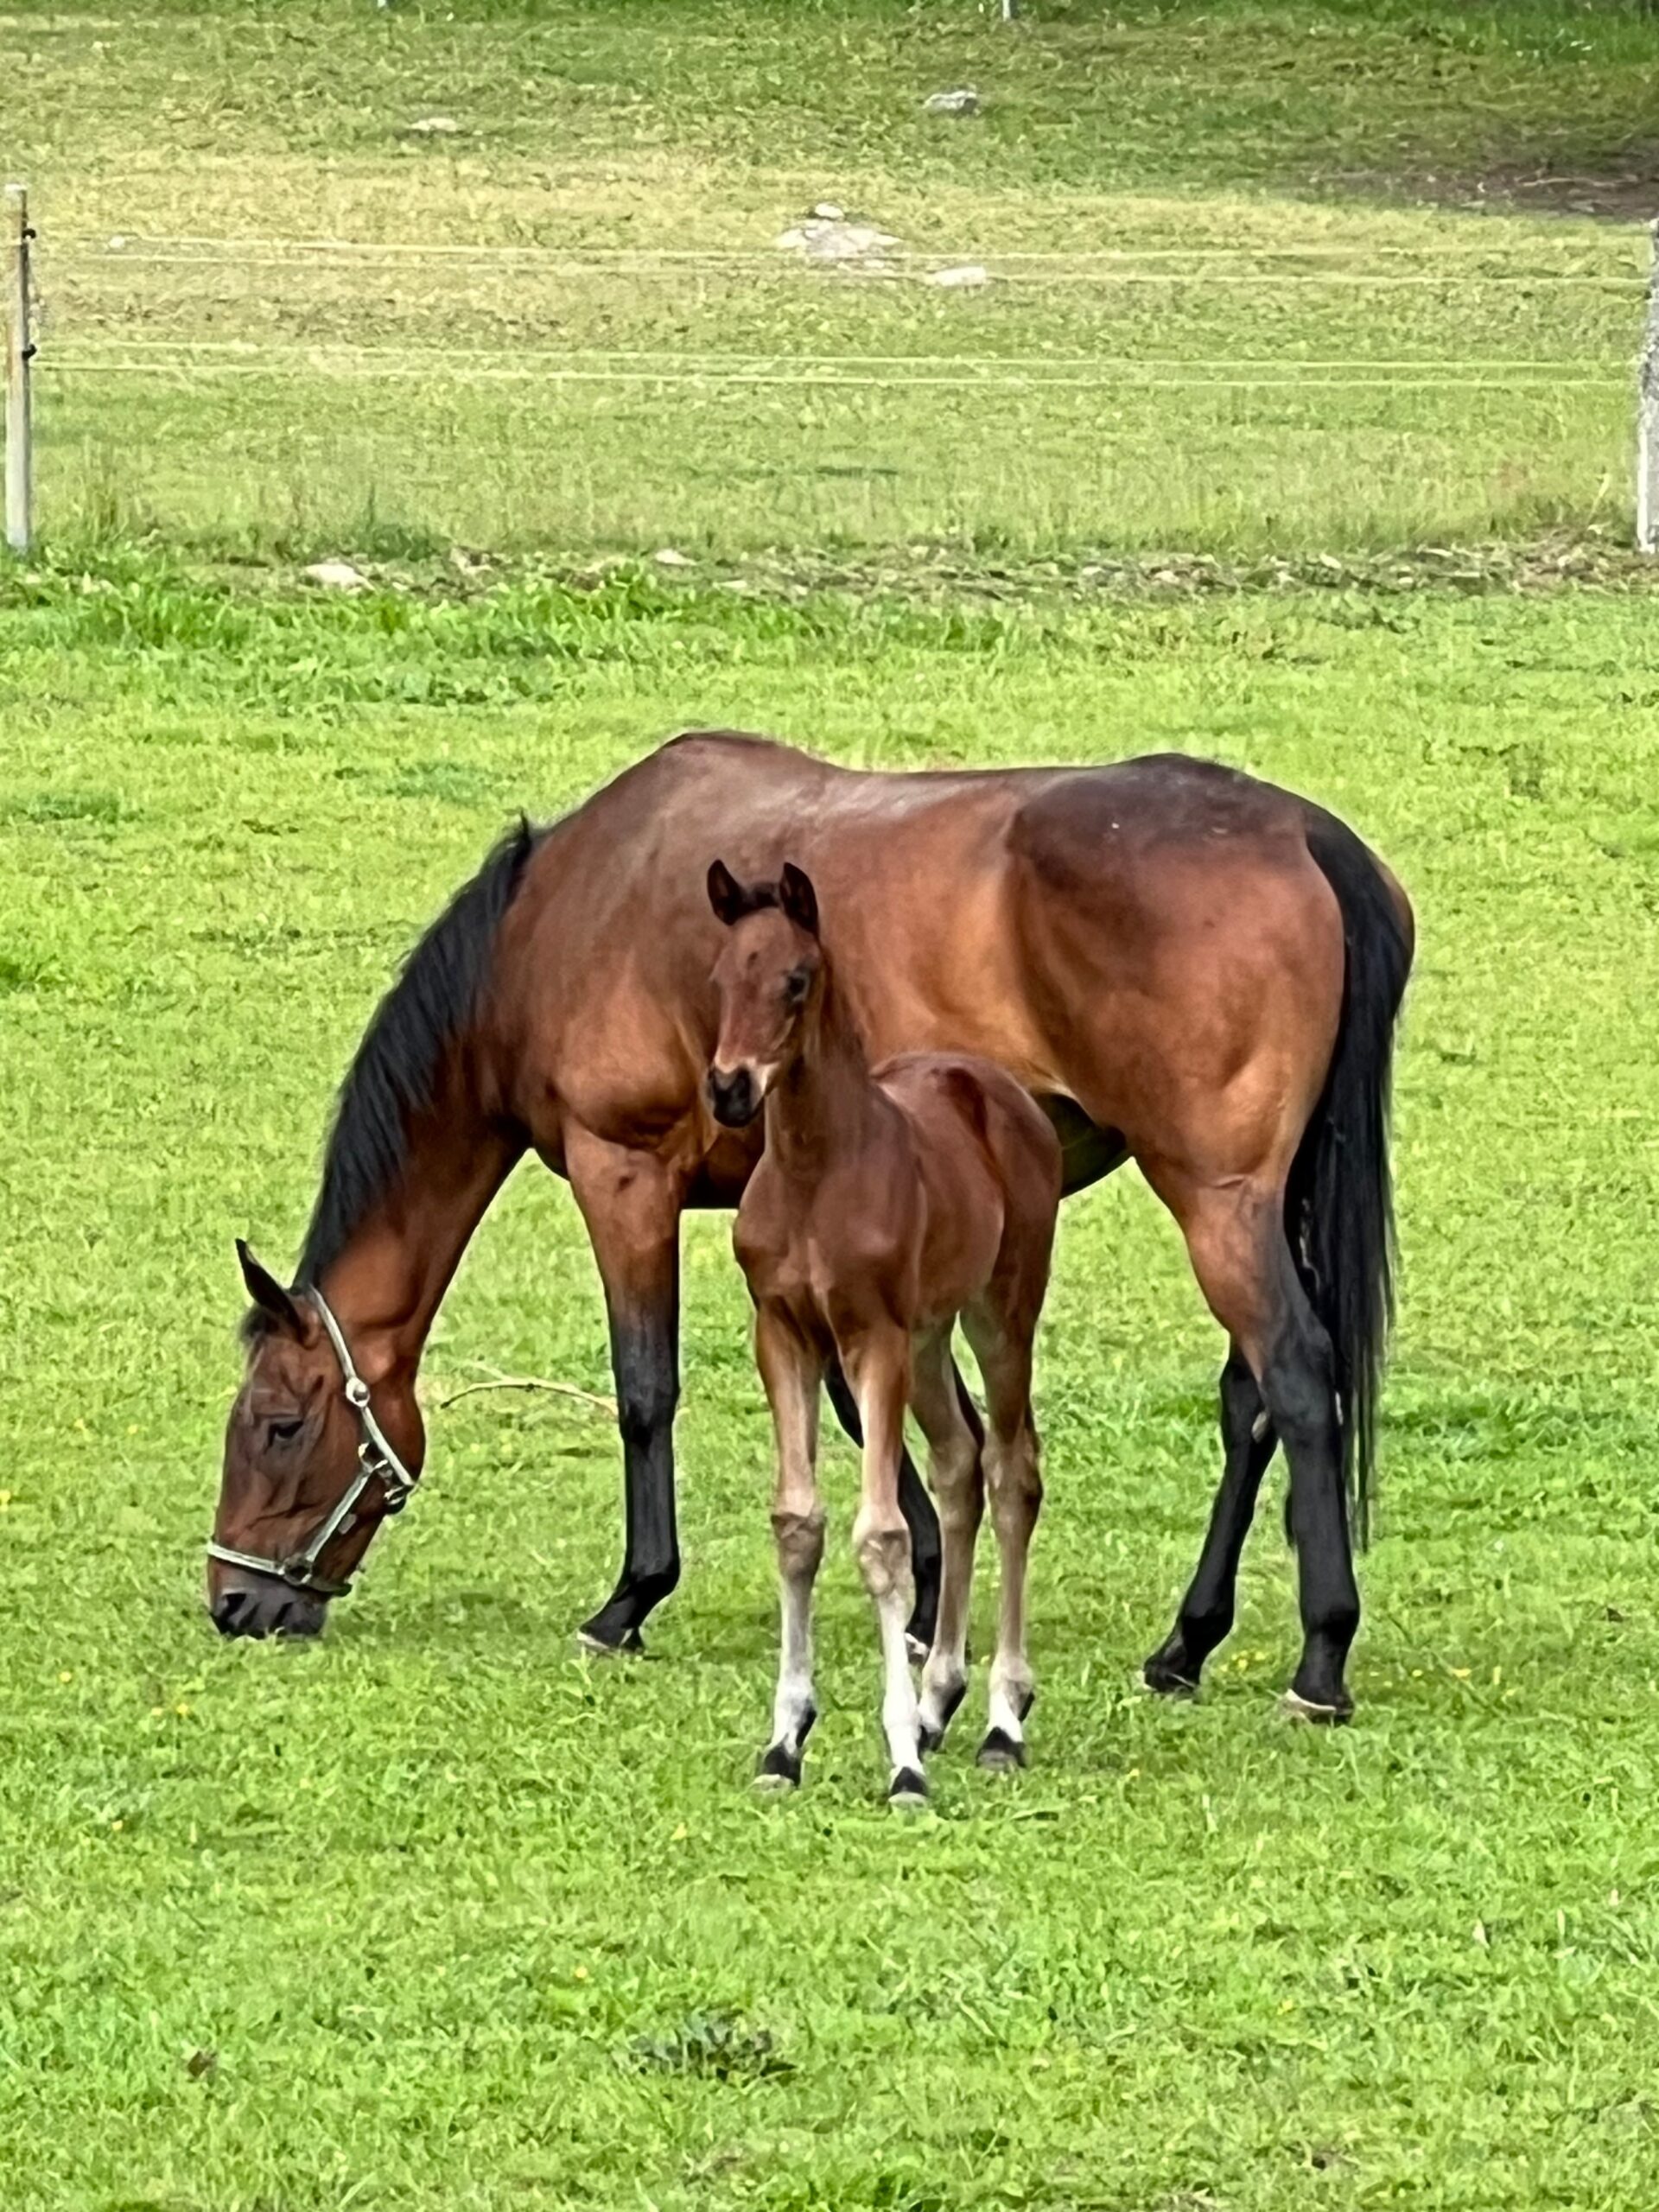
[242,816,540,1340]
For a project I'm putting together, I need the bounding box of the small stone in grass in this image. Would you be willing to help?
[653,548,695,569]
[923,88,980,116]
[302,560,370,591]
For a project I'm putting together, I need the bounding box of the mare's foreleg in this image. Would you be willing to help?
[1143,1341,1277,1696]
[825,1357,941,1659]
[567,1128,685,1656]
[753,1306,825,1789]
[845,1326,927,1806]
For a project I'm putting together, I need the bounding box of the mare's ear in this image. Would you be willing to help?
[236,1239,305,1338]
[779,862,819,938]
[707,858,748,926]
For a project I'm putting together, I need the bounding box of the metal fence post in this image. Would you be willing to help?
[1639,216,1659,553]
[4,182,33,554]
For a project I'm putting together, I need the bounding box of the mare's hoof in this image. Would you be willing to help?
[917,1678,967,1754]
[976,1728,1027,1773]
[1280,1687,1353,1726]
[1141,1653,1200,1700]
[575,1624,645,1659]
[754,1743,803,1792]
[887,1768,929,1808]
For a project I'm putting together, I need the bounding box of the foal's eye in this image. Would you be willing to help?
[784,967,810,1005]
[265,1415,305,1448]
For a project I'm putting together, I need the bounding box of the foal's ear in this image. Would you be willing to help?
[779,862,819,937]
[236,1239,305,1338]
[707,858,747,926]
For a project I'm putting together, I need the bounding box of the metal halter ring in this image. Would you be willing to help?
[206,1286,419,1599]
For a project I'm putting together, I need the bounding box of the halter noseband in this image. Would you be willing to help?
[206,1287,419,1600]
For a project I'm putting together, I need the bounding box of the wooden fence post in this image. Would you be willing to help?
[1640,217,1659,554]
[4,182,32,555]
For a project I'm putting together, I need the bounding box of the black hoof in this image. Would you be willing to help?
[888,1767,929,1808]
[755,1742,804,1791]
[917,1677,967,1754]
[977,1727,1027,1772]
[1142,1649,1200,1700]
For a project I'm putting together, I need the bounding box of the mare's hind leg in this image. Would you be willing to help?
[1166,1179,1359,1722]
[1143,1343,1277,1696]
[910,1330,984,1754]
[754,1305,825,1789]
[960,1300,1044,1771]
[824,1358,941,1660]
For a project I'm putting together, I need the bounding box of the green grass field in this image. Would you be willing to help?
[4,3,1659,2209]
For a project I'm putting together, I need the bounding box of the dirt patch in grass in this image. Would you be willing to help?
[1334,143,1659,224]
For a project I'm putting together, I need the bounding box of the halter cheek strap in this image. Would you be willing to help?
[206,1287,420,1599]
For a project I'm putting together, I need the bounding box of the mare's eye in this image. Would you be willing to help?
[785,968,810,1005]
[266,1415,305,1448]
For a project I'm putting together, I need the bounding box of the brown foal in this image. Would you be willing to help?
[707,860,1062,1803]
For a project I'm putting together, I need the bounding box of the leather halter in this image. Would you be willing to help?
[206,1287,418,1599]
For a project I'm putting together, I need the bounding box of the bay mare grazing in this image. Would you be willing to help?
[706,860,1063,1802]
[212,732,1412,1723]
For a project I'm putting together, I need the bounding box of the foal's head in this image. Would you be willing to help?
[705,860,823,1128]
[208,1242,423,1638]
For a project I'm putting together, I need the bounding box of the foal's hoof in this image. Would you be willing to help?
[575,1624,645,1659]
[905,1633,931,1667]
[887,1767,929,1809]
[754,1742,804,1792]
[1280,1687,1353,1726]
[976,1728,1027,1773]
[917,1679,967,1755]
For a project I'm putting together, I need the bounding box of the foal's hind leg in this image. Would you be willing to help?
[910,1330,984,1754]
[1166,1179,1359,1721]
[754,1305,825,1789]
[1143,1342,1277,1696]
[961,1300,1044,1770]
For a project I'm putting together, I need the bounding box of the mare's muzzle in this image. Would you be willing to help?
[707,1064,762,1128]
[208,1567,330,1640]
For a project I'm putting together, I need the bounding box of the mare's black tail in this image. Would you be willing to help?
[1287,814,1413,1547]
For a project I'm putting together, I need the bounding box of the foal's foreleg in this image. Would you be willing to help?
[825,1357,941,1660]
[910,1332,984,1754]
[846,1326,926,1806]
[754,1306,824,1789]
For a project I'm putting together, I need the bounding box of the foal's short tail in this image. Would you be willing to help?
[1288,814,1414,1548]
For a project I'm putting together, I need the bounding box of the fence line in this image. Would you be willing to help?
[50,252,1642,289]
[35,335,1630,371]
[9,195,1654,550]
[57,232,1648,265]
[38,358,1627,392]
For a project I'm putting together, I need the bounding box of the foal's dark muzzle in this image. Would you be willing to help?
[707,1065,761,1128]
[208,1573,330,1641]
